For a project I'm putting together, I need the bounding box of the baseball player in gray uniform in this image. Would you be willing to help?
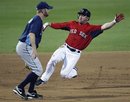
[13,2,53,100]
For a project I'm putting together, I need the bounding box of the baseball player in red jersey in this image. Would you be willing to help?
[36,8,124,85]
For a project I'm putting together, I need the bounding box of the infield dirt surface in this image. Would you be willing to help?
[0,52,130,102]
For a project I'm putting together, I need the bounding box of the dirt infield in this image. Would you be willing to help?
[0,52,130,102]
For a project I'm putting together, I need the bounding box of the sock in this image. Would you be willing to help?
[28,73,38,93]
[18,72,38,90]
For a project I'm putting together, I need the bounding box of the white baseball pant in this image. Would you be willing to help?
[41,44,81,82]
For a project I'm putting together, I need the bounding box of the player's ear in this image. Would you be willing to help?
[86,16,90,21]
[77,14,80,19]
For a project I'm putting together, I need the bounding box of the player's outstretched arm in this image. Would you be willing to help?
[101,13,124,30]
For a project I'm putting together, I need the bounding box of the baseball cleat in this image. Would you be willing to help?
[72,67,78,78]
[72,75,77,78]
[26,90,43,100]
[35,79,45,86]
[13,86,28,100]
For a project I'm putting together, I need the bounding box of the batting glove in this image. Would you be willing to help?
[42,22,49,31]
[114,13,124,23]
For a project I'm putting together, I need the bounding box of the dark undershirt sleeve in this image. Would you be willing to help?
[90,30,103,38]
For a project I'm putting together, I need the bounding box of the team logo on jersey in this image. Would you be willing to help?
[79,31,87,39]
[70,29,77,34]
[70,29,87,39]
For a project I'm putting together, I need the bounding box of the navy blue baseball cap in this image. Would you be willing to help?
[78,8,91,17]
[36,1,53,10]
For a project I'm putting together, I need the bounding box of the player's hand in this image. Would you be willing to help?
[115,13,124,23]
[32,50,38,59]
[42,22,50,31]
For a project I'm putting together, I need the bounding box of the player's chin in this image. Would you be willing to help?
[79,21,84,24]
[44,13,49,17]
[78,19,83,23]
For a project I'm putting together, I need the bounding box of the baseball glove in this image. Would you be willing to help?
[115,13,124,23]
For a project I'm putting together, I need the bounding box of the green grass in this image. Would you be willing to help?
[0,0,130,53]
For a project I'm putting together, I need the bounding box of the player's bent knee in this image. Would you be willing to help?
[33,67,43,76]
[60,69,78,79]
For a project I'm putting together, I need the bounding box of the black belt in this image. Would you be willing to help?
[66,45,80,53]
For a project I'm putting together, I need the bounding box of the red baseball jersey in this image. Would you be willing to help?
[50,20,103,50]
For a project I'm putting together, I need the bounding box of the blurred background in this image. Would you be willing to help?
[0,0,129,53]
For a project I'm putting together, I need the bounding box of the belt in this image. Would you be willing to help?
[66,45,80,53]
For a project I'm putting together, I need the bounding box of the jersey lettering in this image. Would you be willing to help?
[79,31,87,39]
[70,29,87,39]
[70,29,77,34]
